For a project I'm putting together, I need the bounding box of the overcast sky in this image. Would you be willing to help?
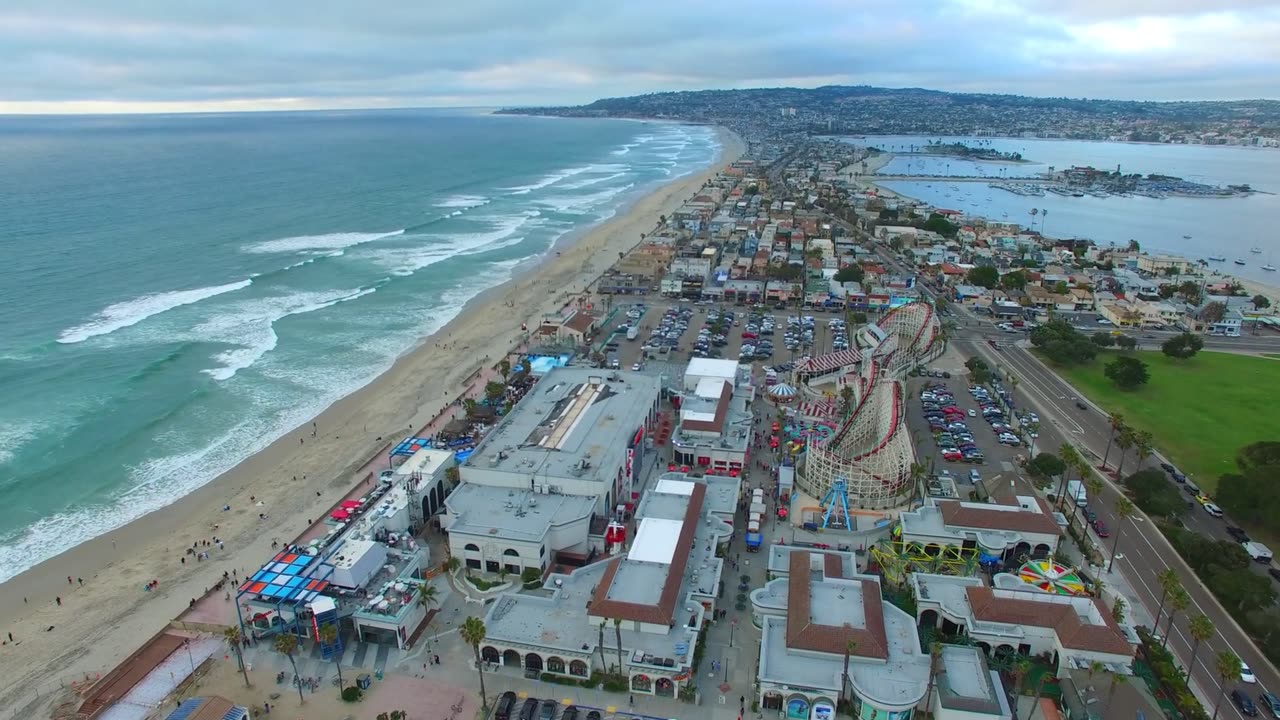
[1,0,1277,113]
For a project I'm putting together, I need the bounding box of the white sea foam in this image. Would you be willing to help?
[433,194,490,209]
[535,184,634,214]
[559,172,629,190]
[502,165,593,194]
[244,229,405,254]
[366,210,540,276]
[612,144,635,156]
[0,420,42,465]
[200,287,379,381]
[57,279,253,344]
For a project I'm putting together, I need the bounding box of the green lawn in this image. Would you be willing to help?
[1053,351,1280,492]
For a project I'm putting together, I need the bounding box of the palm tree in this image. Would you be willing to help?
[1152,569,1180,629]
[223,625,250,688]
[1114,428,1136,477]
[922,642,943,712]
[1105,673,1128,715]
[1187,613,1215,682]
[1107,497,1134,572]
[839,635,857,708]
[461,616,489,711]
[1009,653,1032,701]
[1133,430,1154,471]
[597,622,608,673]
[273,633,304,706]
[1163,587,1189,650]
[418,581,439,611]
[907,463,927,507]
[1055,443,1080,509]
[317,623,344,693]
[1027,666,1052,720]
[498,358,511,380]
[443,555,461,574]
[613,617,625,681]
[1102,413,1125,467]
[1211,651,1242,720]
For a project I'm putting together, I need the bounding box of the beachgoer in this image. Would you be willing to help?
[67,575,72,585]
[55,596,61,606]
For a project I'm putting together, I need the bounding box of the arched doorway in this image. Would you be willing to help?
[785,695,810,720]
[920,609,939,631]
[504,548,522,575]
[524,653,543,672]
[482,646,499,664]
[655,677,674,697]
[569,660,589,677]
[465,543,482,570]
[502,649,521,667]
[547,656,566,674]
[1033,543,1052,559]
[977,641,992,656]
[631,674,652,693]
[763,692,784,711]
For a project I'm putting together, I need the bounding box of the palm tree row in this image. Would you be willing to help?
[1102,412,1154,477]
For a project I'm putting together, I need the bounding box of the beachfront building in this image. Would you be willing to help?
[930,645,1014,719]
[910,573,1138,677]
[795,301,943,511]
[751,548,932,719]
[165,696,252,720]
[898,495,1065,565]
[236,458,440,648]
[672,358,755,473]
[476,474,737,697]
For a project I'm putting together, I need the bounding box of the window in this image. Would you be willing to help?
[540,546,546,557]
[464,543,480,553]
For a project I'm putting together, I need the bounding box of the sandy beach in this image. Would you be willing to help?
[0,126,745,715]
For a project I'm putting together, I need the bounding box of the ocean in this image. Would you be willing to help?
[843,135,1280,284]
[0,109,720,581]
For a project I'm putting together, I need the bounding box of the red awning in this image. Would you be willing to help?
[330,509,350,521]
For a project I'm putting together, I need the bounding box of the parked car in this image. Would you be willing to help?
[1203,502,1225,518]
[539,699,559,720]
[496,692,518,720]
[561,707,580,720]
[1227,526,1251,542]
[520,699,540,720]
[1241,661,1257,683]
[1092,520,1110,538]
[1257,691,1280,718]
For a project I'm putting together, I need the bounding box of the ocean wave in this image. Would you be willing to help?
[0,420,42,466]
[199,286,379,381]
[372,211,541,275]
[433,194,491,209]
[57,279,254,344]
[535,183,635,214]
[612,144,636,156]
[244,229,405,254]
[501,165,593,194]
[559,172,630,190]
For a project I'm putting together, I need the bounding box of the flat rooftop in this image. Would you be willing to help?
[445,483,597,544]
[463,367,660,485]
[638,473,740,519]
[936,645,1009,716]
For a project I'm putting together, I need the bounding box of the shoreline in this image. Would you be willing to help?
[0,126,746,712]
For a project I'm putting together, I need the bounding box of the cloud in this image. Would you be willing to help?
[0,0,1275,113]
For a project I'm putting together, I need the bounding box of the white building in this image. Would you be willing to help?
[672,359,755,475]
[898,496,1065,564]
[752,548,931,719]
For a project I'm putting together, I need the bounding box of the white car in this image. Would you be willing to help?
[1202,502,1224,518]
[631,363,642,371]
[1240,661,1256,683]
[967,409,977,417]
[1097,318,1112,325]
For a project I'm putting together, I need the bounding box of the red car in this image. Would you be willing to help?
[941,449,962,461]
[742,331,758,339]
[1092,520,1110,537]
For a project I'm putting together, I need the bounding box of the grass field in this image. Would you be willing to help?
[1053,351,1280,492]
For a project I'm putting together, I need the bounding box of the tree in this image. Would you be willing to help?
[1187,614,1215,682]
[840,636,857,708]
[1112,596,1127,623]
[1053,280,1070,295]
[1027,453,1067,480]
[1055,444,1081,511]
[833,264,864,284]
[223,626,251,688]
[1107,498,1134,571]
[1124,469,1186,519]
[461,616,489,711]
[484,381,506,403]
[1091,331,1116,348]
[613,617,625,681]
[1127,239,1141,252]
[1105,673,1129,716]
[964,356,992,385]
[1162,586,1189,650]
[498,358,511,380]
[838,385,855,418]
[1000,270,1028,291]
[966,265,999,289]
[1211,651,1242,720]
[1030,319,1097,365]
[922,642,943,714]
[1114,427,1136,477]
[1102,413,1125,468]
[1161,332,1204,360]
[443,555,461,574]
[1114,334,1138,352]
[317,623,345,694]
[462,397,478,418]
[1153,568,1180,630]
[1199,300,1227,323]
[1206,564,1277,614]
[1104,356,1150,390]
[274,633,305,706]
[1177,281,1204,305]
[1252,294,1271,311]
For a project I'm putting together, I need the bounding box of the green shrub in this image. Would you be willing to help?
[341,686,362,702]
[466,575,503,591]
[540,672,582,686]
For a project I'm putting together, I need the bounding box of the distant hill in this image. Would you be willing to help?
[498,85,1280,141]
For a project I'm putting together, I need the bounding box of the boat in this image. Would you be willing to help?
[1182,234,1192,239]
[1208,255,1226,262]
[1071,192,1084,197]
[1264,265,1277,272]
[1251,247,1263,253]
[1235,259,1247,265]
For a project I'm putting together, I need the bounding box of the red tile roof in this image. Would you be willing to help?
[680,382,733,434]
[965,586,1134,657]
[937,497,1062,537]
[784,552,889,659]
[588,484,706,625]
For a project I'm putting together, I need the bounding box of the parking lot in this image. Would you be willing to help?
[599,300,853,377]
[905,370,1036,499]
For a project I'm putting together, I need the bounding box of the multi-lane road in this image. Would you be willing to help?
[861,240,1278,717]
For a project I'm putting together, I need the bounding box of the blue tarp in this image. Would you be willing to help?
[746,532,763,549]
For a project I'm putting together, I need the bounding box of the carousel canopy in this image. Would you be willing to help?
[767,383,797,398]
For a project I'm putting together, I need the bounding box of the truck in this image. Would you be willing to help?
[1243,541,1274,564]
[745,532,763,552]
[626,326,639,341]
[1066,480,1087,508]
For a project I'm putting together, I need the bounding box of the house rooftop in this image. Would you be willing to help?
[445,483,597,544]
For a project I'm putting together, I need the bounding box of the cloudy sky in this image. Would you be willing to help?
[1,0,1277,113]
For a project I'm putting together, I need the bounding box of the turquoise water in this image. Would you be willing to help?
[0,109,720,580]
[843,135,1280,283]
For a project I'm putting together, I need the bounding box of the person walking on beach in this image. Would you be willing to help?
[55,596,61,606]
